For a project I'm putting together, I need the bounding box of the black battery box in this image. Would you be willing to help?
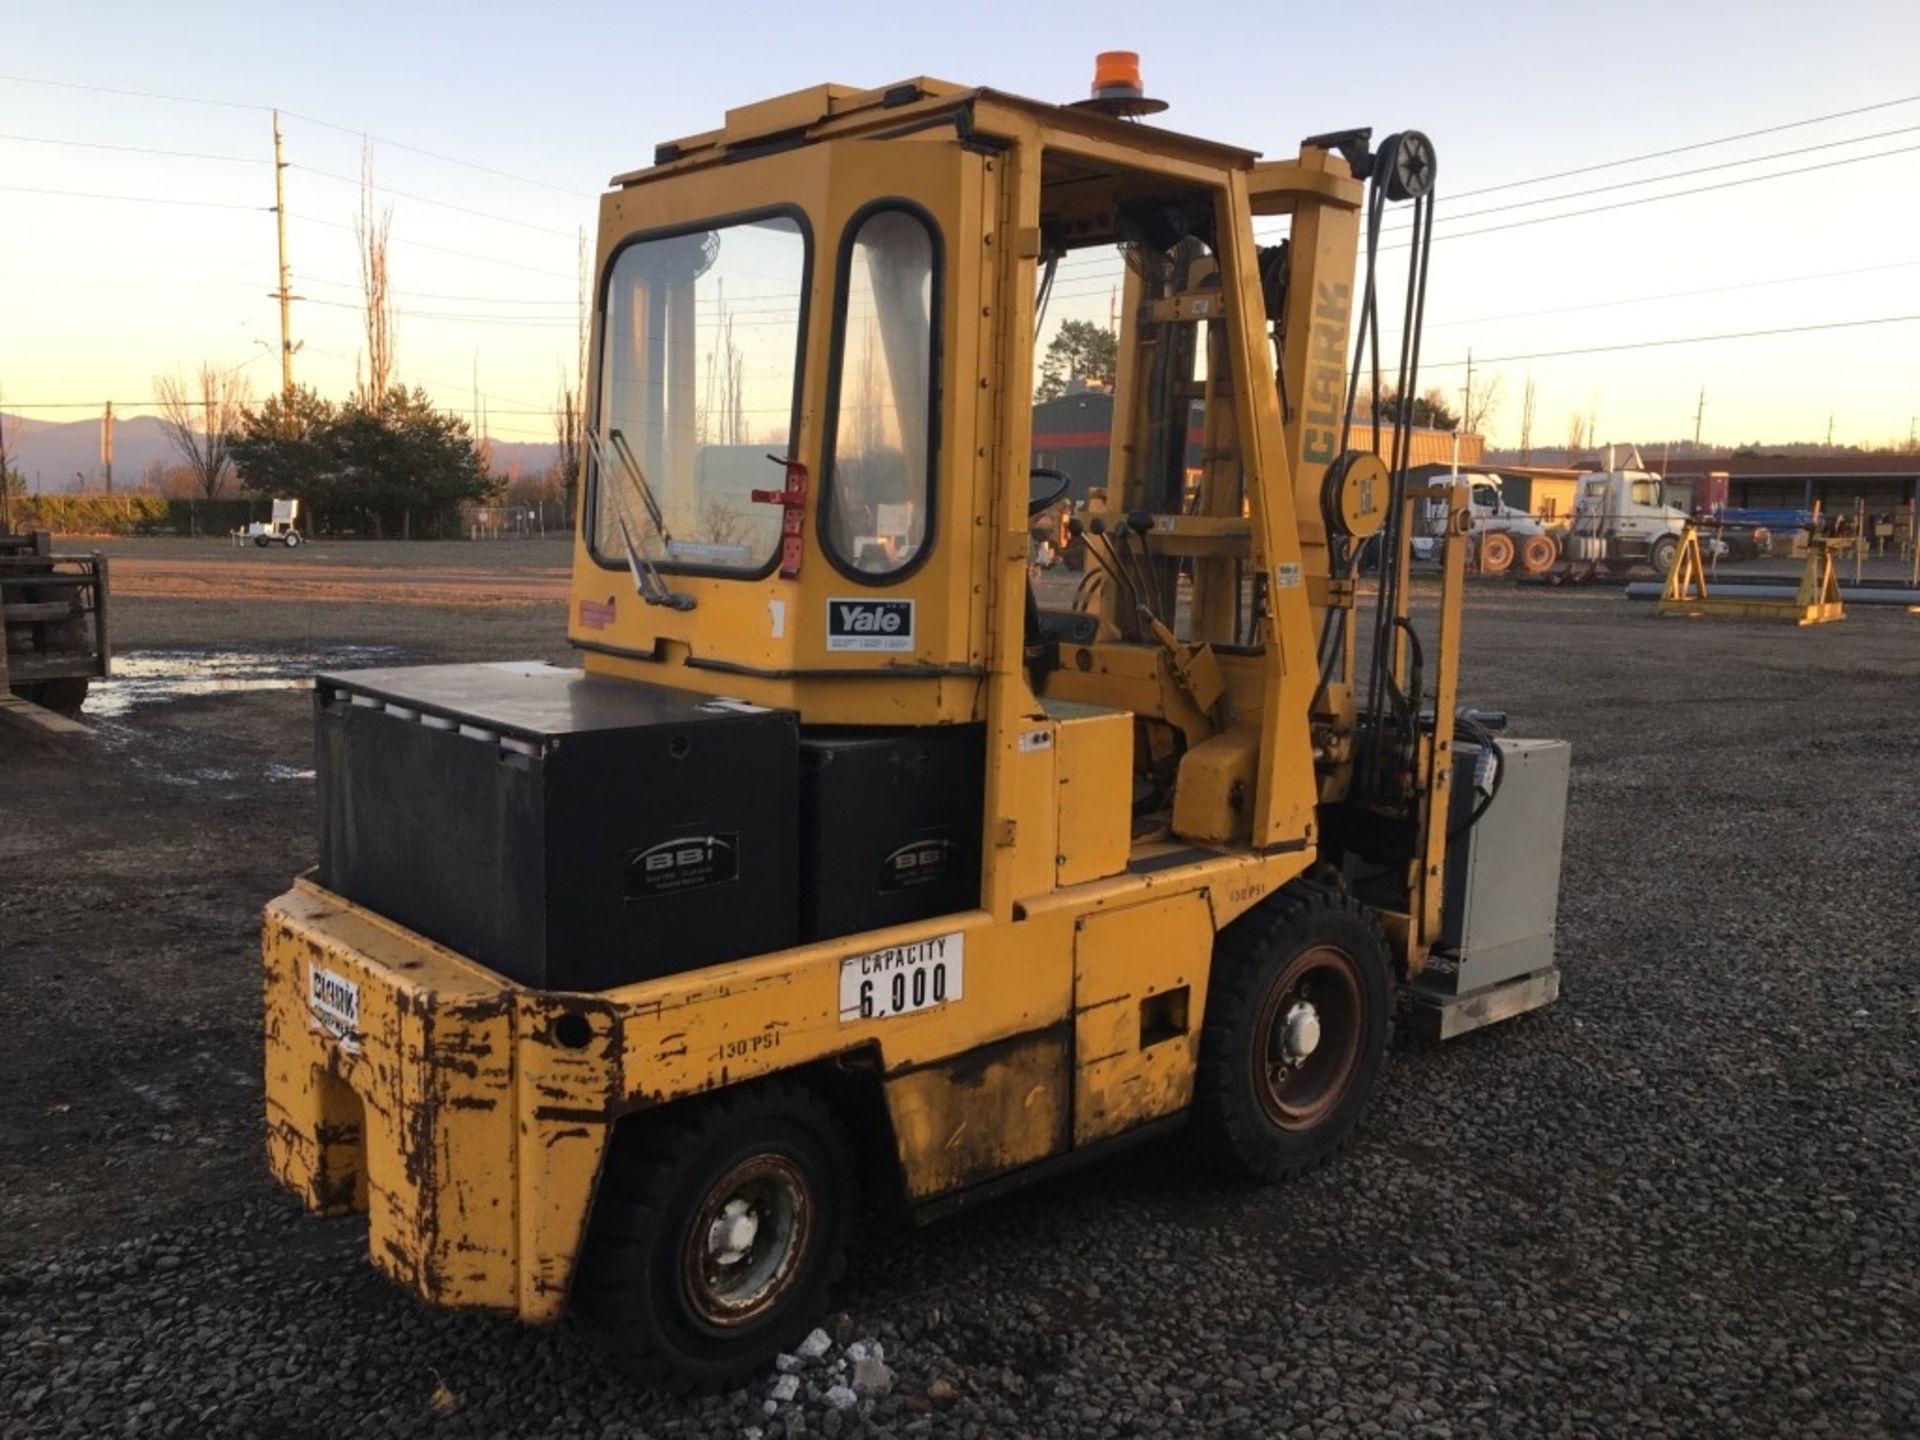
[315,661,797,991]
[797,725,984,943]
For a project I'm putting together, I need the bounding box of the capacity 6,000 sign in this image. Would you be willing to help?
[838,932,963,1022]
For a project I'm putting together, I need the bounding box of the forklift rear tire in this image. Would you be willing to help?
[1194,884,1392,1182]
[573,1079,855,1392]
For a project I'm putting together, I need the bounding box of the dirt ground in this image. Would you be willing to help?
[3,536,1918,1438]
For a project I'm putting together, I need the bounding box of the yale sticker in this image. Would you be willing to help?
[307,962,362,1053]
[825,597,914,652]
[839,932,964,1022]
[1017,728,1053,753]
[1274,562,1304,589]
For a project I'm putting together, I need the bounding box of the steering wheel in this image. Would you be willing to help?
[1028,467,1074,517]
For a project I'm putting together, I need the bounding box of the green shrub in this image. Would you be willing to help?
[7,494,259,537]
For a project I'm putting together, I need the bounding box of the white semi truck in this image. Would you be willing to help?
[1421,467,1695,578]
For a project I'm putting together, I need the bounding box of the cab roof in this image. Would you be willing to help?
[609,77,1261,189]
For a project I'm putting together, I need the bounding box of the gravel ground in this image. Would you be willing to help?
[3,544,1918,1438]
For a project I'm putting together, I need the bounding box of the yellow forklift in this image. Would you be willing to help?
[263,57,1570,1387]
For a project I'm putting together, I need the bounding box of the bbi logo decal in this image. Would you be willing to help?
[626,833,739,899]
[826,598,914,652]
[880,837,957,892]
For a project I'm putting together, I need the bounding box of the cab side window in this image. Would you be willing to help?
[824,206,939,578]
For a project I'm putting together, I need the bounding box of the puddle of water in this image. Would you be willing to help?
[85,646,400,716]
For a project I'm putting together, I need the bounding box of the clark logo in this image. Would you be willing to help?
[826,598,914,652]
[626,833,740,899]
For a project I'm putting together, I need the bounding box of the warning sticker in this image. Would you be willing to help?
[307,962,362,1053]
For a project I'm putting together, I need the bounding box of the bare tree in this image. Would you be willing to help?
[1517,376,1538,463]
[552,228,589,524]
[701,497,749,546]
[0,385,20,507]
[1564,409,1591,466]
[155,363,249,498]
[356,143,396,408]
[552,382,582,523]
[1462,371,1506,438]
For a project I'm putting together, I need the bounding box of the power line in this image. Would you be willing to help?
[0,131,266,163]
[1386,142,1920,248]
[286,212,577,279]
[1420,313,1920,370]
[1403,259,1920,332]
[1417,122,1920,229]
[301,295,577,328]
[0,72,595,199]
[294,273,577,307]
[0,273,267,291]
[0,183,268,212]
[290,162,582,240]
[1449,91,1920,200]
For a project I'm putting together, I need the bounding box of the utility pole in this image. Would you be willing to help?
[1692,387,1705,453]
[1826,412,1834,448]
[272,110,296,403]
[101,400,113,494]
[1107,285,1116,336]
[1461,349,1474,435]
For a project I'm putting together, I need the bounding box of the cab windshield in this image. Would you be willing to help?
[593,212,808,573]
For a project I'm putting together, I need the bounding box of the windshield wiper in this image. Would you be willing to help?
[609,428,671,543]
[585,426,695,611]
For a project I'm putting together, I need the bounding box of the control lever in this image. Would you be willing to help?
[1117,510,1164,622]
[1086,517,1149,637]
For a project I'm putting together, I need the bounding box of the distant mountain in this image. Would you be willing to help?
[3,413,177,491]
[485,439,561,478]
[2,412,557,493]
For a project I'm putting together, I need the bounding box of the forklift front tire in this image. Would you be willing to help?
[573,1080,855,1392]
[1194,884,1392,1182]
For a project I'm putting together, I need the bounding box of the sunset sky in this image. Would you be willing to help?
[4,0,1918,452]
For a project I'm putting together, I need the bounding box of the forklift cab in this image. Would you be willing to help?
[567,75,1402,932]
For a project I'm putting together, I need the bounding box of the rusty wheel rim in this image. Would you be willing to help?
[680,1153,812,1329]
[1253,945,1365,1131]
